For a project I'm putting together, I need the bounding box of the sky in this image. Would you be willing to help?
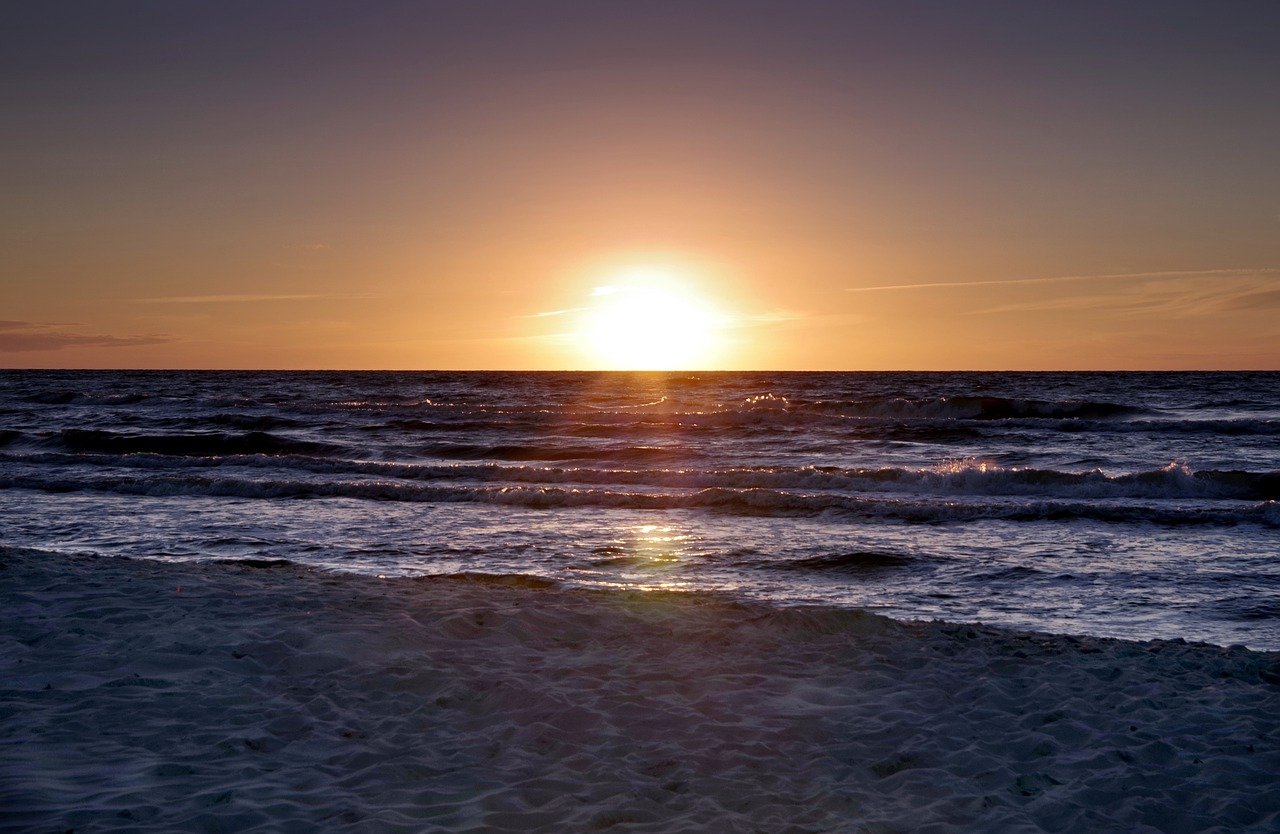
[3,0,1279,370]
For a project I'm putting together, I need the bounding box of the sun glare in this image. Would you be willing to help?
[580,267,726,370]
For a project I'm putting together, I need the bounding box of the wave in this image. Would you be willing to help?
[386,418,516,434]
[583,393,1144,423]
[4,472,1277,527]
[965,565,1047,583]
[21,390,1273,443]
[903,460,1280,501]
[421,441,697,464]
[379,408,1272,438]
[1053,418,1280,435]
[402,459,1280,501]
[760,552,916,572]
[586,396,677,413]
[419,572,560,589]
[224,391,1148,425]
[23,391,151,405]
[541,392,1146,422]
[36,429,343,458]
[339,395,1160,437]
[7,447,1279,501]
[1214,598,1280,622]
[195,414,308,431]
[731,394,1148,421]
[213,558,298,569]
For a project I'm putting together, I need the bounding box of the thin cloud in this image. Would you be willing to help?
[0,321,174,352]
[740,309,807,324]
[844,268,1280,293]
[134,294,328,304]
[1222,289,1280,310]
[972,275,1280,319]
[1123,279,1280,319]
[720,309,811,330]
[973,294,1125,316]
[519,308,579,319]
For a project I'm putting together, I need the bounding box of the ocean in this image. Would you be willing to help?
[2,369,1277,649]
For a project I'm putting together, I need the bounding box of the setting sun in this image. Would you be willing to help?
[579,268,727,370]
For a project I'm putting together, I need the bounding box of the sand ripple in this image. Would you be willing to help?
[2,549,1278,833]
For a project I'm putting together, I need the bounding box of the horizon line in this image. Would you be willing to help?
[3,367,1278,374]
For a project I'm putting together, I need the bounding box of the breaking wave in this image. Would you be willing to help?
[3,472,1277,527]
[6,448,1275,502]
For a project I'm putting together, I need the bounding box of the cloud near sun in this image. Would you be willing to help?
[0,321,173,353]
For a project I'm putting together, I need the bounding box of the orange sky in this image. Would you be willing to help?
[3,2,1279,370]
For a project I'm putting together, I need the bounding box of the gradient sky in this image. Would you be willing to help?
[3,0,1279,370]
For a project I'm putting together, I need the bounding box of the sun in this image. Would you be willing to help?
[580,267,727,370]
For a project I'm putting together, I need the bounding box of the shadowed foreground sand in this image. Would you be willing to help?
[2,548,1278,833]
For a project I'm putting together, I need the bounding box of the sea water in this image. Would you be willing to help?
[2,370,1277,649]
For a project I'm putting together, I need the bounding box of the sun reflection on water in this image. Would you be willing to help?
[567,519,713,594]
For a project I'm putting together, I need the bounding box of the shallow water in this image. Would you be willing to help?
[2,369,1278,648]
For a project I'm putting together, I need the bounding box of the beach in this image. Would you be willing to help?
[3,549,1278,833]
[7,0,1280,828]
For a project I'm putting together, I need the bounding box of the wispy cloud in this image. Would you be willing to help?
[971,273,1280,319]
[0,320,74,329]
[0,321,173,352]
[518,308,579,319]
[844,268,1280,294]
[734,309,808,326]
[133,294,328,304]
[1222,289,1280,311]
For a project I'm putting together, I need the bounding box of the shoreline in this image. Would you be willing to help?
[3,549,1279,833]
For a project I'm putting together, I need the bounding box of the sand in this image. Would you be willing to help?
[2,548,1278,833]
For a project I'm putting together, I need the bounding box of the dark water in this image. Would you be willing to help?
[2,370,1278,648]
